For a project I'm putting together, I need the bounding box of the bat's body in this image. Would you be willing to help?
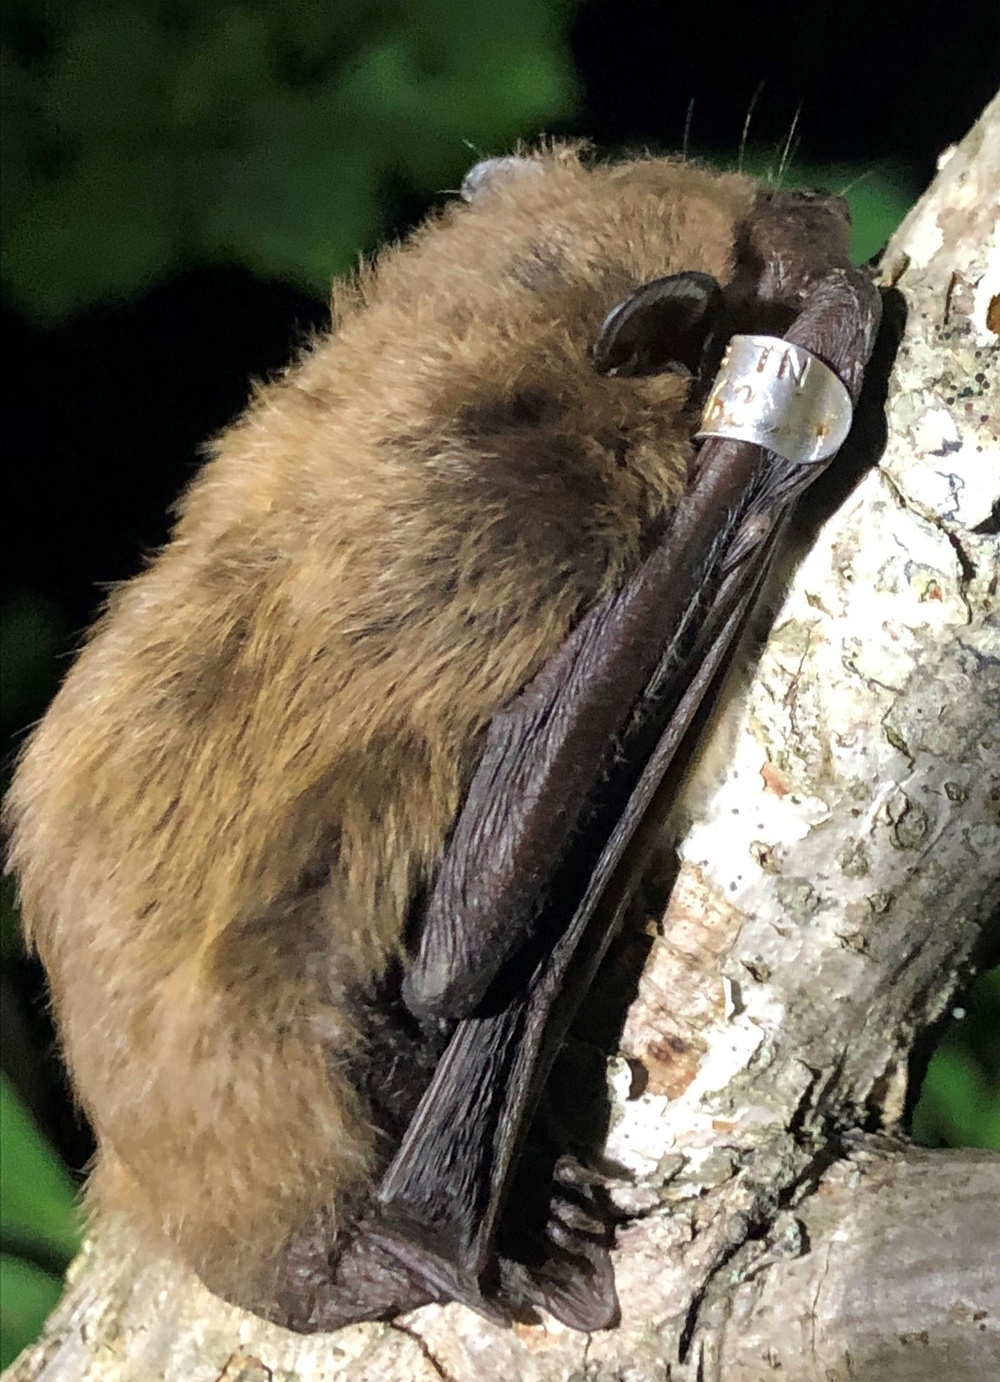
[5,147,881,1332]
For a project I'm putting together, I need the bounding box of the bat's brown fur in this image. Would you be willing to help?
[5,146,758,1309]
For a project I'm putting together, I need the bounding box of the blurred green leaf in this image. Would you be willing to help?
[169,7,277,127]
[837,168,915,264]
[0,1072,80,1262]
[0,1254,64,1369]
[2,144,179,319]
[2,0,582,318]
[45,6,169,142]
[195,95,384,289]
[912,966,1000,1151]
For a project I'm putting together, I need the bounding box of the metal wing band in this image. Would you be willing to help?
[695,333,854,464]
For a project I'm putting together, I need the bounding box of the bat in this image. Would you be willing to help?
[4,145,882,1335]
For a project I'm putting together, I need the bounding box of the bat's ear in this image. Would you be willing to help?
[593,270,722,379]
[460,155,545,203]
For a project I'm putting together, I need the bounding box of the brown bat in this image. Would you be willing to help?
[4,145,881,1334]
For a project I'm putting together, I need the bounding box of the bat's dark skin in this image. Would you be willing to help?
[5,151,882,1337]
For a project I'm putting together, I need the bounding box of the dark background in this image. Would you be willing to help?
[1,0,997,1361]
[5,3,997,642]
[4,2,998,645]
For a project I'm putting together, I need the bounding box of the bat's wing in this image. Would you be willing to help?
[401,270,729,1024]
[373,267,883,1328]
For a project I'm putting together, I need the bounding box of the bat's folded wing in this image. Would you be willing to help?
[374,267,883,1328]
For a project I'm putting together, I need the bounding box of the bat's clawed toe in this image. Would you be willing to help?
[509,1170,620,1331]
[508,1245,620,1333]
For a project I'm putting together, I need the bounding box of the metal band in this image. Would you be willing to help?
[695,334,854,464]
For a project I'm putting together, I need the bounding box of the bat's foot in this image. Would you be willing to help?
[245,1172,617,1335]
[498,1182,619,1331]
[504,1162,619,1331]
[359,1223,513,1327]
[368,1172,619,1332]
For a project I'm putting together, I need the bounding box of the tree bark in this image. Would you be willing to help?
[5,94,999,1382]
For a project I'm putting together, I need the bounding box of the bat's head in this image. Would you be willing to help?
[455,148,853,322]
[334,147,852,403]
[321,147,762,532]
[373,144,758,337]
[298,147,855,606]
[737,185,853,309]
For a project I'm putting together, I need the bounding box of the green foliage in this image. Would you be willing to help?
[912,966,1000,1151]
[1,0,581,319]
[1,597,80,1365]
[0,1074,80,1263]
[837,167,916,265]
[0,1075,81,1368]
[0,1257,65,1370]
